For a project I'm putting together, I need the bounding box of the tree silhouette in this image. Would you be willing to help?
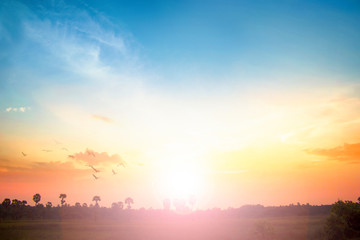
[163,198,171,210]
[324,199,360,240]
[173,198,187,212]
[125,197,134,209]
[118,201,124,210]
[189,195,196,210]
[46,202,52,208]
[33,193,41,206]
[11,199,21,207]
[92,196,101,207]
[59,193,67,207]
[2,198,10,207]
[21,200,27,206]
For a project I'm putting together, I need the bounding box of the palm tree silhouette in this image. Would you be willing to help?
[33,193,41,206]
[92,196,101,207]
[59,193,67,207]
[125,197,134,209]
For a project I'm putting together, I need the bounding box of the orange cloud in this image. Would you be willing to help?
[0,161,88,183]
[305,143,360,163]
[92,114,113,123]
[71,148,126,166]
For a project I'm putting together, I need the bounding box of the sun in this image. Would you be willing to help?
[153,142,207,206]
[169,170,200,198]
[158,166,204,201]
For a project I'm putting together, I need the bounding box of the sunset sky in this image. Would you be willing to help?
[1,0,360,209]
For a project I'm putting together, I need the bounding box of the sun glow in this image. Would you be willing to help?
[170,170,201,198]
[151,142,208,204]
[157,165,205,204]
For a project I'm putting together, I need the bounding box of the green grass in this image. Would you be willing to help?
[0,215,328,240]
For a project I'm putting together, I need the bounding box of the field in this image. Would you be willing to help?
[0,215,328,240]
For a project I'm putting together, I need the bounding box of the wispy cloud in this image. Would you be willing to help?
[305,143,360,163]
[211,170,248,174]
[70,148,126,166]
[21,1,137,81]
[92,114,113,123]
[5,107,31,112]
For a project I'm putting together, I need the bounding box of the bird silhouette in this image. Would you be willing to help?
[21,152,27,157]
[86,149,96,157]
[92,174,98,180]
[117,162,126,168]
[112,169,117,175]
[88,164,100,173]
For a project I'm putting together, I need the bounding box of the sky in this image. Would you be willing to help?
[0,0,360,209]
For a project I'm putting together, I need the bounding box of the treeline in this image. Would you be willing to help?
[1,196,359,240]
[234,203,332,217]
[0,198,332,221]
[0,193,136,221]
[0,202,140,221]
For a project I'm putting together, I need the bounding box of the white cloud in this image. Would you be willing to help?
[22,2,138,83]
[5,106,31,112]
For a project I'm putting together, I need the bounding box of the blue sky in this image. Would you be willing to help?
[83,0,360,81]
[1,0,360,148]
[2,0,360,91]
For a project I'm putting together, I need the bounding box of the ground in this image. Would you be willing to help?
[0,215,327,240]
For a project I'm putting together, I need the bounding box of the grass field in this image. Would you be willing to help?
[0,215,328,240]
